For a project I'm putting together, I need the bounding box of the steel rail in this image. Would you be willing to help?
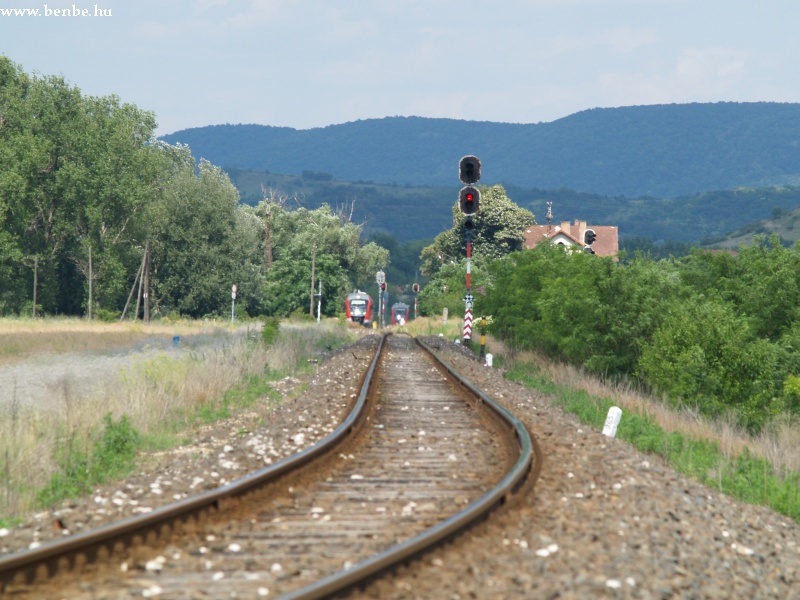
[0,333,388,591]
[277,336,541,600]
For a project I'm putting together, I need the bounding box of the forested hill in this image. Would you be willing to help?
[160,102,800,198]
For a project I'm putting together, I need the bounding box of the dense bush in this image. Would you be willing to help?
[261,316,281,347]
[483,236,800,431]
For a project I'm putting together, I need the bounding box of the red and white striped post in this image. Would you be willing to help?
[463,231,473,344]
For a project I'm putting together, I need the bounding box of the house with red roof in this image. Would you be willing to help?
[523,219,619,258]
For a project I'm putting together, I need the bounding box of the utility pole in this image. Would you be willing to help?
[309,243,317,317]
[87,246,93,320]
[376,270,385,329]
[143,240,150,323]
[315,279,322,324]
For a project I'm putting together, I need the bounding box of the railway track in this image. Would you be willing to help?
[1,333,539,599]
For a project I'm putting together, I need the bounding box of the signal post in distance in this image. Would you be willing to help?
[458,155,481,346]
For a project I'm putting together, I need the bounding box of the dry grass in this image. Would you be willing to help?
[0,317,235,366]
[0,318,356,519]
[0,318,268,517]
[399,316,465,341]
[499,341,800,479]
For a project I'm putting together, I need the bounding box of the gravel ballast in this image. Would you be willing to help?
[3,333,800,599]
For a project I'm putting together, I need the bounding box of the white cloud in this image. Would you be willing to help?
[674,47,748,93]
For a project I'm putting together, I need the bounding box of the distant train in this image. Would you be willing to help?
[390,302,410,326]
[345,291,374,326]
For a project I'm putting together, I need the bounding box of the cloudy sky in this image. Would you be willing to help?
[3,0,799,136]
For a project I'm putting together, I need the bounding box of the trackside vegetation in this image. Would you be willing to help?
[0,58,388,320]
[505,361,800,523]
[479,237,800,433]
[0,320,357,521]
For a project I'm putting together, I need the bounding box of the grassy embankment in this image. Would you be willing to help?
[0,317,358,524]
[402,316,800,523]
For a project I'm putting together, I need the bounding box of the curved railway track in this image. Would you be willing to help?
[0,333,540,599]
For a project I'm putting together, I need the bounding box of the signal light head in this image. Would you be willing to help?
[459,186,480,215]
[459,155,481,184]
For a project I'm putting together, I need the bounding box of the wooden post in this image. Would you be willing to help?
[134,250,144,321]
[120,252,145,321]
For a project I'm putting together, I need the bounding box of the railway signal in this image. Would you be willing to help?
[457,156,481,346]
[459,186,480,215]
[459,155,481,184]
[584,229,596,245]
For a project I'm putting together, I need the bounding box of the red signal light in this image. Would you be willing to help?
[459,186,480,215]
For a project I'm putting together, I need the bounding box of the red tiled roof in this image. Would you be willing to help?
[523,220,619,258]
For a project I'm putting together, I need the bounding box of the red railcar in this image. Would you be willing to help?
[390,302,410,325]
[345,291,373,326]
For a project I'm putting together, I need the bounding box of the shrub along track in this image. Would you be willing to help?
[0,333,537,599]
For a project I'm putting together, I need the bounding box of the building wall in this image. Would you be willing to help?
[523,219,619,258]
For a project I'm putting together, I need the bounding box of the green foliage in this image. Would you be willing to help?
[261,317,280,346]
[366,232,430,293]
[417,255,492,319]
[488,239,800,431]
[36,414,140,507]
[0,57,162,316]
[250,203,388,318]
[419,184,535,277]
[94,307,121,322]
[93,414,140,477]
[0,60,387,321]
[619,236,694,261]
[146,150,266,318]
[195,375,278,423]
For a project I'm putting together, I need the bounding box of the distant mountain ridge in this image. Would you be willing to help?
[159,102,800,198]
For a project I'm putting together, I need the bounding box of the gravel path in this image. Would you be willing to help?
[3,333,800,599]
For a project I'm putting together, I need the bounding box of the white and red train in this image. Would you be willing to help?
[390,302,410,325]
[344,291,374,326]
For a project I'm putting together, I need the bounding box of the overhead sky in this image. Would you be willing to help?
[3,0,800,136]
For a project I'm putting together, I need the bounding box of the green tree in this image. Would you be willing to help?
[251,203,389,317]
[637,296,781,430]
[147,148,265,318]
[417,255,492,319]
[0,57,161,315]
[419,184,535,277]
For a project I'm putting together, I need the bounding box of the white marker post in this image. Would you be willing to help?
[602,406,622,438]
[231,284,237,323]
